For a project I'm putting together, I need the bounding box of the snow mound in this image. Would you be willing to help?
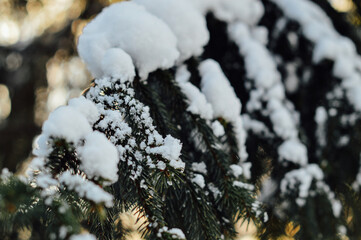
[78,2,179,79]
[199,59,248,161]
[42,106,92,143]
[68,96,100,125]
[278,139,308,166]
[199,59,241,121]
[134,0,209,62]
[214,0,264,25]
[78,131,119,185]
[100,48,135,81]
[60,171,114,207]
[176,65,214,119]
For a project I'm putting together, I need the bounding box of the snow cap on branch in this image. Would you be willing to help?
[176,65,214,119]
[278,139,308,166]
[213,0,264,25]
[272,0,361,112]
[78,2,179,79]
[78,131,119,185]
[199,59,241,121]
[69,233,96,240]
[148,135,184,170]
[199,59,248,161]
[100,48,135,81]
[134,0,209,62]
[68,96,100,125]
[186,0,264,26]
[42,106,92,143]
[59,171,114,207]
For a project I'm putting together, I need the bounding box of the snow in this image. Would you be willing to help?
[59,226,68,239]
[0,168,11,182]
[42,106,92,143]
[134,0,209,62]
[211,121,225,137]
[148,135,184,170]
[258,178,278,202]
[229,22,280,90]
[272,0,361,112]
[36,174,58,189]
[100,48,135,81]
[211,0,264,26]
[208,183,221,199]
[228,21,299,142]
[175,65,214,120]
[278,139,308,166]
[191,162,207,175]
[198,59,240,121]
[199,59,248,161]
[263,212,269,223]
[78,2,179,79]
[229,19,307,167]
[78,131,119,185]
[86,78,185,179]
[285,63,299,93]
[157,227,186,239]
[280,164,337,209]
[268,83,286,101]
[333,55,354,79]
[233,181,255,191]
[344,78,361,111]
[32,134,52,159]
[59,171,114,207]
[281,164,322,204]
[165,228,186,239]
[331,199,342,217]
[192,174,206,188]
[68,96,100,125]
[315,106,328,125]
[241,162,252,180]
[312,38,356,72]
[230,164,243,178]
[242,114,272,137]
[338,226,347,236]
[69,233,97,240]
[252,26,268,45]
[269,100,298,139]
[185,0,218,14]
[315,106,328,147]
[157,161,166,171]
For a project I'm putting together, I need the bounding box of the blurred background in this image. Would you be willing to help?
[0,0,360,239]
[0,0,123,172]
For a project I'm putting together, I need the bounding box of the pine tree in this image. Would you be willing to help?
[2,0,361,239]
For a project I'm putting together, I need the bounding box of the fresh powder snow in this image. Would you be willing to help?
[134,0,209,62]
[78,131,119,185]
[78,2,179,79]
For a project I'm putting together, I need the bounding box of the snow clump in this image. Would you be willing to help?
[59,171,114,207]
[134,0,209,62]
[199,59,248,161]
[78,2,179,79]
[41,106,92,144]
[78,131,119,185]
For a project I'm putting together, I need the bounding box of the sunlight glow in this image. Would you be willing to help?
[330,0,354,12]
[0,0,86,47]
[0,84,11,121]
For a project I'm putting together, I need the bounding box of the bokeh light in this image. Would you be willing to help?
[0,0,86,47]
[0,84,11,121]
[330,0,354,12]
